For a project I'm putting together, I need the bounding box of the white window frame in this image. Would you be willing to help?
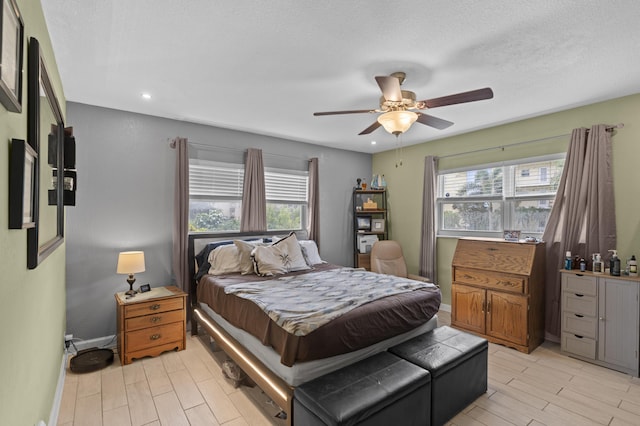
[437,153,565,239]
[189,159,244,233]
[265,167,309,231]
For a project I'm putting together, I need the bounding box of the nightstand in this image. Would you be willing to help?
[115,285,187,365]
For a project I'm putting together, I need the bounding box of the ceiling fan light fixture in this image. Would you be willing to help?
[377,110,418,135]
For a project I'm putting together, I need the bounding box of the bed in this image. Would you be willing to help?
[188,231,441,425]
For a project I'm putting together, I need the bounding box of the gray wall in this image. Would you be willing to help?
[65,102,371,341]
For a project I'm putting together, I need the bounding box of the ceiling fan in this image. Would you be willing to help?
[313,72,494,136]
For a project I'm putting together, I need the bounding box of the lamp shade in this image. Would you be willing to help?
[117,251,146,274]
[377,110,418,135]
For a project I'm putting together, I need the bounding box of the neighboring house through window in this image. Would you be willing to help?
[437,154,565,238]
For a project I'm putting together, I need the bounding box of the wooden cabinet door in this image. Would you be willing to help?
[451,284,486,334]
[598,278,639,373]
[486,290,528,346]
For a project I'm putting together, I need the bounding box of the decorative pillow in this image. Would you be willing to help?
[208,245,242,275]
[234,239,268,275]
[299,240,325,265]
[195,240,234,281]
[252,233,310,276]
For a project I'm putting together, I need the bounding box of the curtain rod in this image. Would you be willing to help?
[437,123,623,160]
[179,140,309,162]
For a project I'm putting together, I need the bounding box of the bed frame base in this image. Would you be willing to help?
[193,308,294,426]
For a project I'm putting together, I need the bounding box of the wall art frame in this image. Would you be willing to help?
[0,0,24,112]
[27,37,65,269]
[8,138,37,229]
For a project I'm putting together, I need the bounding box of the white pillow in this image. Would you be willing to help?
[299,240,325,265]
[207,245,241,275]
[253,233,310,276]
[233,240,267,275]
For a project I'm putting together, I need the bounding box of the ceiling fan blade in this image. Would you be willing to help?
[375,76,402,102]
[419,87,494,109]
[358,121,382,135]
[313,109,375,116]
[416,113,454,130]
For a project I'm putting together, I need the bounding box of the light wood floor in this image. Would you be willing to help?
[58,312,640,425]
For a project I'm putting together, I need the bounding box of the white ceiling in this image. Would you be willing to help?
[41,1,640,154]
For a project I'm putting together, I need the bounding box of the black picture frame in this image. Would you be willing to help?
[27,37,65,269]
[357,216,372,231]
[8,139,36,229]
[139,284,151,293]
[0,0,24,112]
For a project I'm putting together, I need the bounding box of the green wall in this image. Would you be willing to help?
[0,1,67,425]
[373,94,640,305]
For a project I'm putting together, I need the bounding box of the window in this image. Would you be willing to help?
[189,159,243,232]
[265,167,308,231]
[188,160,309,233]
[437,155,565,238]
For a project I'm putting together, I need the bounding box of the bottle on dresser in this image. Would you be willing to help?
[592,253,603,274]
[629,255,638,277]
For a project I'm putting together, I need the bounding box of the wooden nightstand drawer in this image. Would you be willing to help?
[125,310,184,332]
[454,267,525,294]
[126,322,184,352]
[124,297,184,319]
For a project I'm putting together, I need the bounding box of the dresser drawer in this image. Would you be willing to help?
[126,322,184,352]
[454,267,525,294]
[562,291,597,316]
[562,311,597,339]
[125,310,184,332]
[124,297,184,319]
[562,332,596,359]
[562,274,597,296]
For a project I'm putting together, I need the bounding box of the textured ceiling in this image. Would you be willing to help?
[41,1,640,153]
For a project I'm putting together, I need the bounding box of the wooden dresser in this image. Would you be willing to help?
[115,285,187,365]
[451,239,545,353]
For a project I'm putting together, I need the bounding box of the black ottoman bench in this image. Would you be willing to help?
[293,351,431,425]
[389,326,488,426]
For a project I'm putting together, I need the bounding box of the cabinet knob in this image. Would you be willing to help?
[150,304,161,310]
[599,317,605,321]
[151,316,161,323]
[150,334,161,340]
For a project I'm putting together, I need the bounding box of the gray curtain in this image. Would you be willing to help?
[240,148,267,231]
[419,156,438,282]
[542,124,616,338]
[307,158,320,245]
[170,137,189,292]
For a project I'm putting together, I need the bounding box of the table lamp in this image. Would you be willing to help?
[117,251,145,296]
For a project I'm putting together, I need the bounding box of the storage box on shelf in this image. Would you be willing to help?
[561,270,640,376]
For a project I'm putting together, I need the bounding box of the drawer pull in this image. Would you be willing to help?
[151,316,162,323]
[150,304,161,311]
[574,334,584,339]
[150,334,161,340]
[487,247,498,251]
[574,314,584,318]
[574,293,584,297]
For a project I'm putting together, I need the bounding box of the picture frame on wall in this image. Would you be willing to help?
[0,0,25,112]
[9,139,37,229]
[371,218,385,233]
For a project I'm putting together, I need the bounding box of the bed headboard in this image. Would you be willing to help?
[187,230,308,309]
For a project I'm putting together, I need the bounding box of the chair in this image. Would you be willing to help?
[370,240,408,277]
[370,240,432,282]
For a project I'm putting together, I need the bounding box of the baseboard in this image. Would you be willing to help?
[73,334,117,352]
[48,351,68,426]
